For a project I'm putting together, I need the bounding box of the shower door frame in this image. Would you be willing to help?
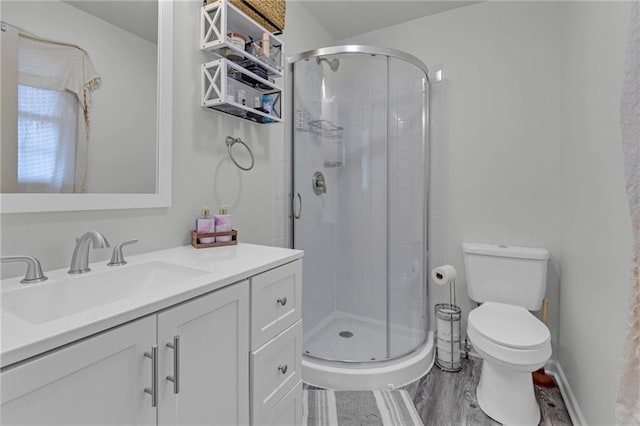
[289,45,431,364]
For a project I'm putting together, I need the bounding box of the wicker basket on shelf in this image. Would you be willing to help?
[229,0,286,34]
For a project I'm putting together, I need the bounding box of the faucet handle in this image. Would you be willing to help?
[1,256,48,284]
[108,239,138,266]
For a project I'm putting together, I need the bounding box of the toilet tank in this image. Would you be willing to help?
[462,242,549,310]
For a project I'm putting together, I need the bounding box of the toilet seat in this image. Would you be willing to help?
[468,301,550,349]
[467,302,551,370]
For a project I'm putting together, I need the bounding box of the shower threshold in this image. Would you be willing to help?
[303,331,435,390]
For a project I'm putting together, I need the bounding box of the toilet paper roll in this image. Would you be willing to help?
[431,265,457,285]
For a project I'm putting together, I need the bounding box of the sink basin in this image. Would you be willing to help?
[2,261,210,324]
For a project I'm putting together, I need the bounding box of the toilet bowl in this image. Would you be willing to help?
[467,301,551,426]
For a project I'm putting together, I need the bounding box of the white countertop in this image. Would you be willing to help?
[1,243,303,369]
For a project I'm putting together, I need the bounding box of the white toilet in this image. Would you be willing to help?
[463,242,551,426]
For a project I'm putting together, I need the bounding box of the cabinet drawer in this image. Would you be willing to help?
[251,260,302,350]
[255,380,302,426]
[251,320,302,421]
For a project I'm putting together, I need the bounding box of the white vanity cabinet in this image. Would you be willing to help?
[1,281,249,426]
[0,253,303,426]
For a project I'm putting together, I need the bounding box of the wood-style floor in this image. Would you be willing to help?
[401,357,572,426]
[305,356,572,425]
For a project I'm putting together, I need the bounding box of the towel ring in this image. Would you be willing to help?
[225,136,255,171]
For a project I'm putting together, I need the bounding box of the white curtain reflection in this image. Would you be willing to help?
[16,33,100,193]
[18,85,78,192]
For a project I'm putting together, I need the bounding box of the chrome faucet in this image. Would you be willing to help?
[1,256,48,284]
[69,231,110,274]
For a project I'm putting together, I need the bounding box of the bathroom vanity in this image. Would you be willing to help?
[0,243,303,426]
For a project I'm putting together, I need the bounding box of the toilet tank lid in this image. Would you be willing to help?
[462,242,549,260]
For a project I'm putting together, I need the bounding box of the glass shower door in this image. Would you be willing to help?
[293,53,389,362]
[387,57,428,358]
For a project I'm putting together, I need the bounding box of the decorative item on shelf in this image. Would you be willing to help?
[191,229,238,248]
[247,95,263,121]
[239,59,269,88]
[262,32,270,57]
[227,32,246,61]
[261,94,275,123]
[228,68,242,81]
[245,40,282,71]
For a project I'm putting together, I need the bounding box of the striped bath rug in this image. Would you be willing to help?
[303,389,424,426]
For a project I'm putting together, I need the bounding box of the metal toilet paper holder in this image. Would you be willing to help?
[434,267,463,372]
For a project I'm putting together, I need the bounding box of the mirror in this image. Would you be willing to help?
[0,0,173,213]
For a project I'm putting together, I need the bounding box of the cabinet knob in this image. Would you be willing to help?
[278,364,288,375]
[277,297,287,306]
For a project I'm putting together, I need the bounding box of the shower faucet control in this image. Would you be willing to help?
[312,171,327,195]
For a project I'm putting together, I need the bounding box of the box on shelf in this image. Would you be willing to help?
[226,0,285,34]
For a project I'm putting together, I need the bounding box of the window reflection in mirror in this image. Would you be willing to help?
[1,0,158,194]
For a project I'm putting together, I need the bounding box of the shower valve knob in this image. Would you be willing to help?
[277,297,287,306]
[278,364,288,375]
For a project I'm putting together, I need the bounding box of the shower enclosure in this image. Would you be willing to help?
[290,46,434,389]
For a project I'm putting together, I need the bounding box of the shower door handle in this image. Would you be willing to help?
[293,193,302,219]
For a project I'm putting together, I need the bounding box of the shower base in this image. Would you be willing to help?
[303,312,424,361]
[302,312,434,390]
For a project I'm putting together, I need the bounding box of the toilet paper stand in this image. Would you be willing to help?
[435,279,463,372]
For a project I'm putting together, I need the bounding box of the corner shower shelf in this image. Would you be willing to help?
[200,0,284,124]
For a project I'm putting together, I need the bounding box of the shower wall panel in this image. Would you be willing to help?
[332,56,388,324]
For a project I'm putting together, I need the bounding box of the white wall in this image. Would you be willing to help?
[0,0,333,278]
[344,1,633,423]
[558,2,632,424]
[345,1,563,353]
[3,1,157,194]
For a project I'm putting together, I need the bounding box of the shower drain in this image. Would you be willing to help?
[338,331,354,338]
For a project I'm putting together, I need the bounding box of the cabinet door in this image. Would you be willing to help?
[157,280,250,426]
[1,316,156,426]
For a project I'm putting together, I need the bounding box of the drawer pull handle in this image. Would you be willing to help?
[144,345,158,408]
[277,297,287,306]
[278,364,288,375]
[166,335,180,394]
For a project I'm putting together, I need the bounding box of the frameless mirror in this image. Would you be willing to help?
[0,0,173,212]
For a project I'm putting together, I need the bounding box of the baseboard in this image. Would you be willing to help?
[545,359,588,426]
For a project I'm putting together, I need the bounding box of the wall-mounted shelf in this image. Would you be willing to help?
[200,0,284,124]
[202,58,282,123]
